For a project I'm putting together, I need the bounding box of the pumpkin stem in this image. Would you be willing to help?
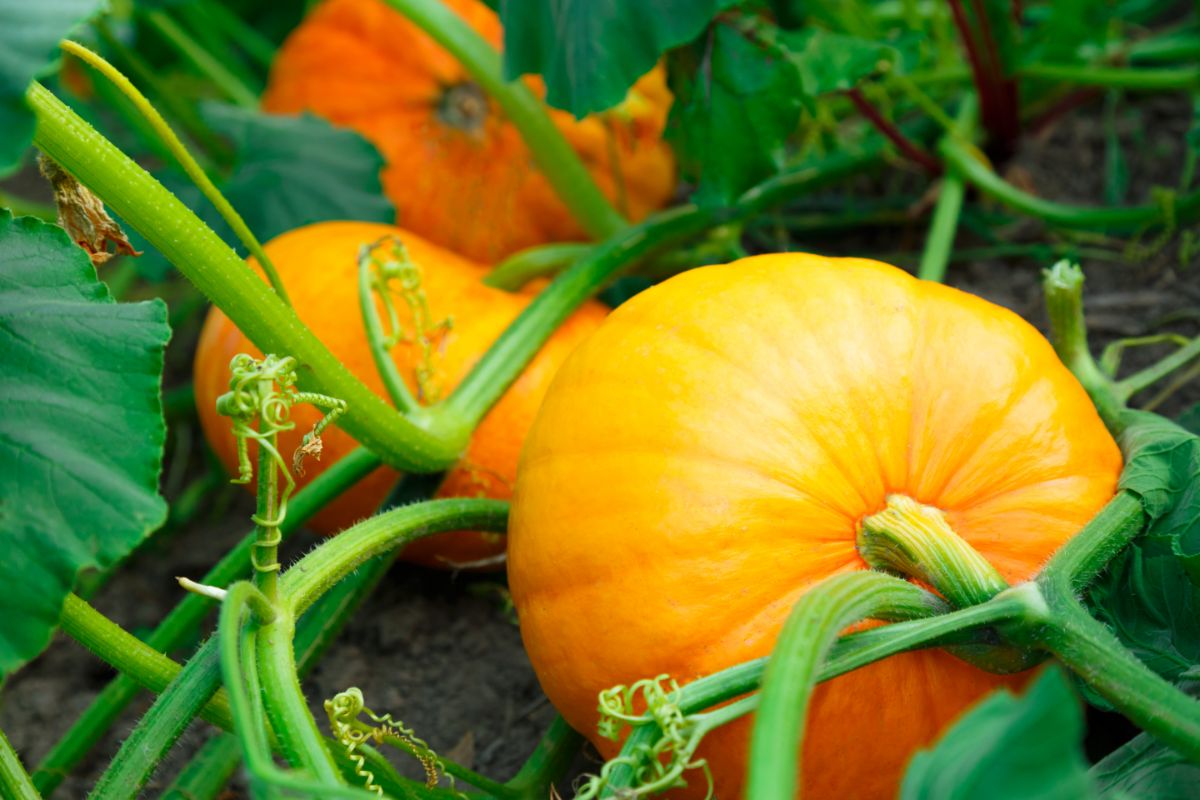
[857,495,1009,608]
[438,81,489,135]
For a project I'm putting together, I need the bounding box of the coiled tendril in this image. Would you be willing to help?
[360,236,454,404]
[324,687,459,797]
[215,353,346,573]
[575,675,713,800]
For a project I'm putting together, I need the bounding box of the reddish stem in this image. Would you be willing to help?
[948,0,1020,159]
[847,89,943,176]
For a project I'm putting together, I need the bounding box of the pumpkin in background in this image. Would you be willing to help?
[194,221,606,568]
[508,255,1122,798]
[261,0,676,263]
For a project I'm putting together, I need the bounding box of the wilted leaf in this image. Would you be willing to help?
[0,211,169,676]
[500,0,738,116]
[900,668,1094,800]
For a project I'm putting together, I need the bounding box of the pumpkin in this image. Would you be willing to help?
[508,255,1122,798]
[194,221,606,567]
[261,0,676,264]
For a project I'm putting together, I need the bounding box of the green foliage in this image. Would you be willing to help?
[1115,410,1200,584]
[667,20,802,206]
[0,0,105,176]
[131,106,394,279]
[499,0,737,117]
[900,668,1094,800]
[667,16,893,205]
[0,212,169,677]
[1093,732,1200,799]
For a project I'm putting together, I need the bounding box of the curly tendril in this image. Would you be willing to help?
[359,236,454,404]
[215,353,347,573]
[324,687,461,797]
[574,675,713,800]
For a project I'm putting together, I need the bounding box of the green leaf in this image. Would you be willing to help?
[0,212,169,676]
[1179,403,1200,436]
[900,668,1095,800]
[1115,410,1200,584]
[0,0,106,176]
[776,28,897,98]
[1093,732,1200,799]
[667,20,803,206]
[499,0,738,117]
[202,104,395,242]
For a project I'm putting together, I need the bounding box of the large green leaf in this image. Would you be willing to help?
[0,0,105,176]
[776,28,897,99]
[499,0,738,117]
[1115,410,1200,584]
[1093,732,1200,799]
[0,212,169,676]
[667,19,803,206]
[900,668,1094,799]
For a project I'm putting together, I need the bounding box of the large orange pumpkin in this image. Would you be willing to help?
[194,221,606,567]
[261,0,676,263]
[508,255,1122,798]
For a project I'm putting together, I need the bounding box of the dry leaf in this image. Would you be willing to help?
[38,154,141,266]
[444,729,475,770]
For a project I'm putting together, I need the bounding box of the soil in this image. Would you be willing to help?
[1,94,1197,798]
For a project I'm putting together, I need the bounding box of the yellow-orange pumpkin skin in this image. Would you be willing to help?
[508,255,1122,798]
[194,221,606,567]
[261,0,676,263]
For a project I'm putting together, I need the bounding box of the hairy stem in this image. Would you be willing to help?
[0,728,39,800]
[28,82,465,471]
[746,573,947,800]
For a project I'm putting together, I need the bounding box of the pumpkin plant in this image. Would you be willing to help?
[0,1,1198,800]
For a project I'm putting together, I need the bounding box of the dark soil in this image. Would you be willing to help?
[2,94,1197,798]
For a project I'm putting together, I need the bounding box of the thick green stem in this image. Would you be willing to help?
[28,82,465,471]
[283,498,509,613]
[379,0,625,240]
[58,594,232,728]
[1035,588,1200,761]
[256,611,345,783]
[1042,261,1125,428]
[34,449,378,796]
[484,243,593,292]
[600,594,1028,797]
[141,9,259,108]
[505,716,583,797]
[161,733,241,800]
[61,40,291,305]
[0,728,39,800]
[746,573,947,800]
[1019,62,1200,91]
[943,137,1200,230]
[1038,491,1146,595]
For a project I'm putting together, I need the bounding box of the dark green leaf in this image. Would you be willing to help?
[500,0,738,116]
[1093,732,1200,799]
[1179,404,1200,436]
[0,0,105,176]
[1116,410,1200,584]
[1087,536,1200,690]
[1023,0,1117,65]
[900,668,1095,800]
[203,104,395,242]
[776,28,897,98]
[667,21,803,206]
[0,212,169,676]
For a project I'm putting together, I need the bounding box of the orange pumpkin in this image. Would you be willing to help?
[194,221,606,567]
[508,255,1122,798]
[261,0,676,263]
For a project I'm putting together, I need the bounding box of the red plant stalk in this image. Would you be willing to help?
[949,0,1020,158]
[847,89,943,176]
